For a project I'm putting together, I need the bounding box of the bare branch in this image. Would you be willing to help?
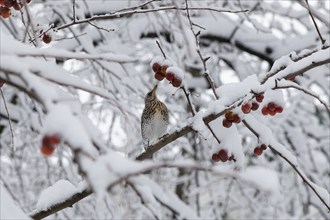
[0,88,14,150]
[55,6,248,31]
[305,0,325,44]
[156,40,166,59]
[242,118,330,211]
[185,0,219,100]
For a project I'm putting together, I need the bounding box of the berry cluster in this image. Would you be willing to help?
[241,95,263,114]
[253,144,267,156]
[151,56,183,87]
[0,0,31,19]
[261,102,283,116]
[211,149,236,163]
[222,111,241,128]
[40,134,60,156]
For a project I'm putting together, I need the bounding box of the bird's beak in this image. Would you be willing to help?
[151,85,158,95]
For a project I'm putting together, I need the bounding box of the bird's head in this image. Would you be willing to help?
[144,85,158,103]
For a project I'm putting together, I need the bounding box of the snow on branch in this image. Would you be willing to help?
[55,5,248,31]
[259,45,330,84]
[243,116,330,211]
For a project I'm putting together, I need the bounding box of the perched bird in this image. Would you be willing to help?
[141,85,169,147]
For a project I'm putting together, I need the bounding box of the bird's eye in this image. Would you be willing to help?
[147,92,152,96]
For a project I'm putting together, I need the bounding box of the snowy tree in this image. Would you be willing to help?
[0,0,329,219]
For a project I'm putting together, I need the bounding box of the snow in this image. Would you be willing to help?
[35,180,79,212]
[1,32,136,63]
[132,175,200,219]
[0,183,30,219]
[209,118,245,169]
[43,105,99,158]
[261,89,285,109]
[166,66,185,80]
[150,56,164,67]
[239,166,280,199]
[215,74,260,105]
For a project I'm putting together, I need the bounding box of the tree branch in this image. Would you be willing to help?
[242,118,330,211]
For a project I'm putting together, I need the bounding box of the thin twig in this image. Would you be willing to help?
[274,83,330,112]
[185,0,219,100]
[72,0,76,22]
[0,88,14,150]
[55,6,248,31]
[305,0,325,44]
[156,40,166,59]
[242,118,330,212]
[87,21,115,32]
[181,86,195,116]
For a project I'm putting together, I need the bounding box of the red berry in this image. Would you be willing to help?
[251,102,259,111]
[260,144,267,150]
[222,119,232,128]
[4,0,14,7]
[269,110,276,116]
[261,107,269,115]
[42,34,52,44]
[40,135,60,156]
[276,106,283,113]
[42,135,60,148]
[254,147,263,156]
[225,111,234,121]
[152,63,161,73]
[256,95,264,103]
[0,6,11,18]
[232,114,241,123]
[172,77,182,87]
[241,103,251,114]
[13,1,21,10]
[218,149,228,162]
[160,65,168,75]
[166,72,175,81]
[40,145,55,156]
[211,153,220,162]
[267,102,276,112]
[155,72,165,81]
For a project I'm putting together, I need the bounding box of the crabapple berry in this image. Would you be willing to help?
[40,135,60,156]
[0,6,11,18]
[160,65,168,75]
[155,72,165,81]
[276,106,283,113]
[225,111,234,121]
[232,114,241,123]
[166,72,175,81]
[251,102,259,111]
[218,149,228,162]
[254,147,263,156]
[211,153,220,162]
[42,34,52,44]
[222,119,232,128]
[172,77,182,87]
[241,103,251,114]
[261,107,269,115]
[152,62,161,73]
[268,102,276,112]
[256,95,264,103]
[260,144,267,150]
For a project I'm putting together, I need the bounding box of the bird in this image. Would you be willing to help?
[141,84,169,148]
